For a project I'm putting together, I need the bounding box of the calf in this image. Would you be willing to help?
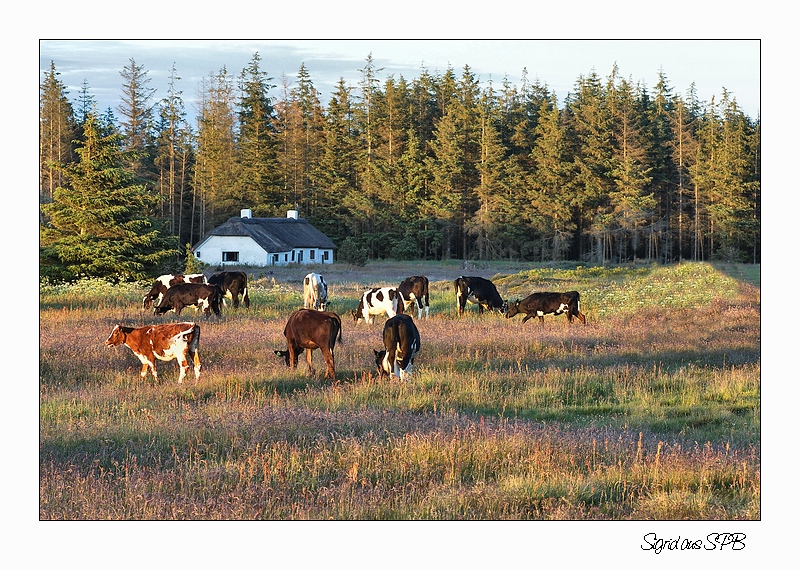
[374,314,421,381]
[303,273,329,311]
[154,282,222,318]
[142,273,207,310]
[352,287,405,324]
[505,291,586,324]
[105,322,201,383]
[208,271,250,308]
[398,275,430,319]
[274,309,342,380]
[454,276,507,316]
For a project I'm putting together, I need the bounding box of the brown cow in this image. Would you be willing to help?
[142,273,207,310]
[274,309,342,380]
[105,322,201,383]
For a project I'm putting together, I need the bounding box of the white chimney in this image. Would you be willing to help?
[287,210,299,220]
[241,209,252,219]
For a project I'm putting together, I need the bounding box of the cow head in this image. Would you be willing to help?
[274,350,291,366]
[374,349,390,377]
[505,301,519,318]
[105,324,126,347]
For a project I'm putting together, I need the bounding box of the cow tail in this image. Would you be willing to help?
[189,324,200,353]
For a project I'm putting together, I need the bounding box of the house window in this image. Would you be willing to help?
[297,250,304,263]
[195,251,201,258]
[222,251,239,262]
[272,254,278,264]
[284,254,288,262]
[310,250,316,260]
[323,251,330,261]
[291,250,295,262]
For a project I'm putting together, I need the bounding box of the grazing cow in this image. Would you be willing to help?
[274,309,342,380]
[351,287,405,324]
[505,291,586,325]
[153,282,222,318]
[398,275,430,319]
[105,322,201,383]
[142,273,207,310]
[303,273,329,311]
[374,314,421,381]
[208,271,250,308]
[454,276,507,316]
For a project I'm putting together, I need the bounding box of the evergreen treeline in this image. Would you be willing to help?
[40,52,760,280]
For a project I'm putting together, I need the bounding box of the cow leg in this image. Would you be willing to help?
[176,354,189,383]
[521,314,531,324]
[321,348,336,380]
[305,348,315,375]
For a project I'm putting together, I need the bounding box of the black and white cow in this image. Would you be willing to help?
[398,275,430,319]
[303,273,329,311]
[153,283,222,318]
[505,291,586,325]
[208,271,250,308]
[142,273,207,310]
[454,276,507,316]
[374,313,421,381]
[352,287,405,324]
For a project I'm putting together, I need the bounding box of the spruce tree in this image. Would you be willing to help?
[40,113,179,282]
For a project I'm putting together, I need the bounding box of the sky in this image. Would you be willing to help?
[39,39,761,121]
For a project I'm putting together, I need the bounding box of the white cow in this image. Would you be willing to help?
[352,287,405,324]
[303,273,329,311]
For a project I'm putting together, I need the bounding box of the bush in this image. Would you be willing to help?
[337,237,369,266]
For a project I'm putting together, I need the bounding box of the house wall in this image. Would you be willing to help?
[195,236,334,267]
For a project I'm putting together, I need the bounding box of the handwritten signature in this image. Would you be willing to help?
[641,532,746,553]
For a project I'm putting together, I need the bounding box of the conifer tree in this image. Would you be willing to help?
[40,62,77,202]
[40,113,179,282]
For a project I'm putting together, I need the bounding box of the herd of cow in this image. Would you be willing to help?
[105,270,586,385]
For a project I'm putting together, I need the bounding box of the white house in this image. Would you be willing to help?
[192,209,337,267]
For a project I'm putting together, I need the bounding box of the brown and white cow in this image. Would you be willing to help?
[303,273,329,311]
[374,313,421,381]
[398,275,430,319]
[505,291,586,325]
[208,271,250,308]
[153,282,222,318]
[274,309,342,380]
[351,287,405,324]
[105,322,201,383]
[142,273,207,310]
[454,276,507,316]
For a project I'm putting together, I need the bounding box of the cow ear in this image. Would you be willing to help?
[274,350,282,356]
[374,349,380,356]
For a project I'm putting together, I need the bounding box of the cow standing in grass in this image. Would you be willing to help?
[352,287,405,324]
[275,309,342,380]
[505,291,586,324]
[142,273,207,310]
[398,275,430,319]
[208,271,250,308]
[303,273,329,310]
[153,282,222,318]
[454,276,507,315]
[105,322,201,383]
[374,314,421,381]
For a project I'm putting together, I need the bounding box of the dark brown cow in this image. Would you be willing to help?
[208,271,250,308]
[454,276,507,315]
[153,283,222,318]
[398,275,430,319]
[142,273,207,309]
[505,291,586,324]
[105,322,201,383]
[274,309,342,380]
[374,313,421,381]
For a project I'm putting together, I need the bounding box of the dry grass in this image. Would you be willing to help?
[39,261,760,520]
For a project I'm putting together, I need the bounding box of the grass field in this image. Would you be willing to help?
[39,260,760,520]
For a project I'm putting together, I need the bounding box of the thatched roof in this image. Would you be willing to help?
[202,216,337,252]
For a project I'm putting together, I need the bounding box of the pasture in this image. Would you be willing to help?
[39,260,760,520]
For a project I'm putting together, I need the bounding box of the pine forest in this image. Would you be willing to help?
[39,52,761,281]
